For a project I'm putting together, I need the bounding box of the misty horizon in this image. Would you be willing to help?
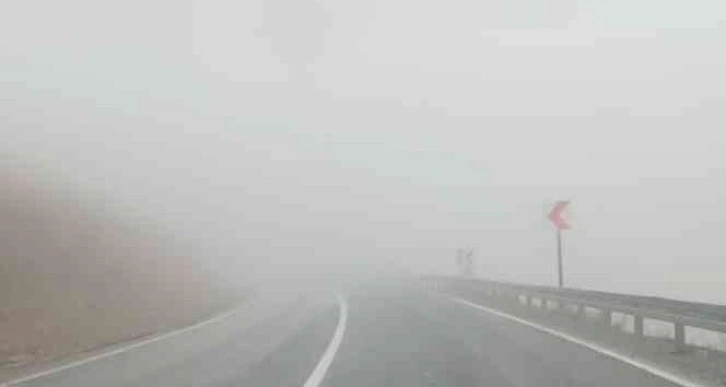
[3,0,726,305]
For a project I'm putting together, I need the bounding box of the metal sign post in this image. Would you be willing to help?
[456,249,475,277]
[557,228,564,288]
[548,200,571,288]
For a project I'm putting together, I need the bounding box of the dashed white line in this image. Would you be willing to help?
[5,306,240,385]
[447,295,706,387]
[303,294,348,387]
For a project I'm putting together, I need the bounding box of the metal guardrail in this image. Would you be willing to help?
[427,276,726,353]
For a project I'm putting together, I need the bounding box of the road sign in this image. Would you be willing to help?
[547,200,571,288]
[455,249,474,277]
[548,200,571,230]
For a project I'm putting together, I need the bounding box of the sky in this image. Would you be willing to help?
[3,0,726,303]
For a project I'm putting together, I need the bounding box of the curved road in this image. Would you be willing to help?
[5,281,681,386]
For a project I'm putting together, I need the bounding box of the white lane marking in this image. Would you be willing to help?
[447,296,705,387]
[5,307,240,385]
[303,294,348,387]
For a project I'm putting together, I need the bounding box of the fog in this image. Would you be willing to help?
[3,0,726,304]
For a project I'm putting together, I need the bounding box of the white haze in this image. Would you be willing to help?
[2,0,726,303]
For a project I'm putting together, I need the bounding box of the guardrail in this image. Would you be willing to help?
[427,277,726,353]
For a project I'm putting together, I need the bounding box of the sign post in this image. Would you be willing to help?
[456,249,475,277]
[548,200,571,288]
[557,228,564,288]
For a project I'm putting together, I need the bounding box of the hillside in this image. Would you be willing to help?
[0,168,236,367]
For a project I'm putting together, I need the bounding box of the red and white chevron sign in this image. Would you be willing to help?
[548,200,571,230]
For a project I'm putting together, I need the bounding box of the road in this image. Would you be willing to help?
[3,281,683,386]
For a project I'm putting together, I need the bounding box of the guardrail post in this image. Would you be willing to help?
[674,323,686,352]
[578,304,586,319]
[634,315,643,336]
[603,309,612,327]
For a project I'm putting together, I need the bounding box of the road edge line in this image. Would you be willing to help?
[447,295,707,387]
[303,294,348,387]
[5,305,241,385]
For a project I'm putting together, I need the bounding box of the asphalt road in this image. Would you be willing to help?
[4,281,684,387]
[321,284,681,387]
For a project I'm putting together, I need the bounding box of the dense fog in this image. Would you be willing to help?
[3,0,726,304]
